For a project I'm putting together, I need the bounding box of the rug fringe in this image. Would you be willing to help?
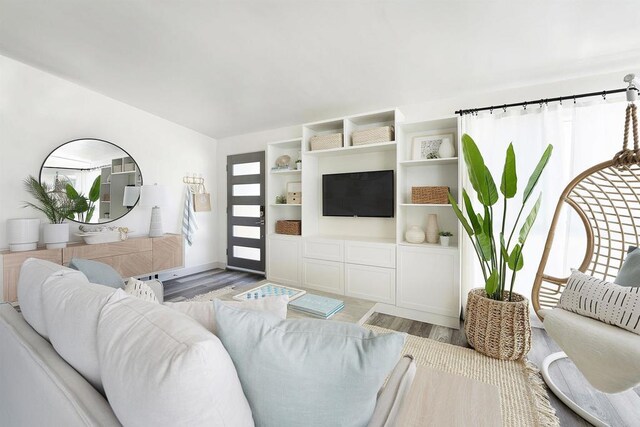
[524,360,560,427]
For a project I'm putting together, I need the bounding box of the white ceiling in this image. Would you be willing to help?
[1,1,639,139]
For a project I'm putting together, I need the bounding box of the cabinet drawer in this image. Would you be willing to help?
[303,238,343,262]
[302,258,344,294]
[96,251,153,279]
[345,241,395,268]
[63,238,152,264]
[345,263,395,304]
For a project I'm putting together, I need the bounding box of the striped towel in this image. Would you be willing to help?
[182,186,199,246]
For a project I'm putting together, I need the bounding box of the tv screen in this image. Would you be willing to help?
[322,170,394,218]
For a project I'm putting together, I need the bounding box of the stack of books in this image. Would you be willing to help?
[289,293,344,319]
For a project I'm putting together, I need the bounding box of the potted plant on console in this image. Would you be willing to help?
[23,175,76,249]
[449,135,552,360]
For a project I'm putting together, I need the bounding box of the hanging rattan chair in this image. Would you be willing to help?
[532,102,640,426]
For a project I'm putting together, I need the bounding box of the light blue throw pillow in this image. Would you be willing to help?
[68,258,125,288]
[614,247,640,287]
[213,299,406,427]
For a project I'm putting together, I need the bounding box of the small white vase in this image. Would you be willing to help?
[426,214,439,244]
[43,223,69,249]
[405,225,425,244]
[438,137,456,158]
[440,236,451,247]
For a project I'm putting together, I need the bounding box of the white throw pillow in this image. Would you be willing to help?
[17,258,77,339]
[559,270,640,335]
[42,271,115,393]
[124,277,159,304]
[164,296,288,335]
[97,292,254,427]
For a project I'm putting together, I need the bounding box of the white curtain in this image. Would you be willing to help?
[460,99,628,307]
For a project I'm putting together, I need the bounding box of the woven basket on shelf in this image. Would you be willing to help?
[351,126,394,146]
[464,288,531,360]
[275,220,301,235]
[411,186,449,204]
[310,133,343,151]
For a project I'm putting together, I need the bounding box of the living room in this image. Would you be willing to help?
[1,1,640,426]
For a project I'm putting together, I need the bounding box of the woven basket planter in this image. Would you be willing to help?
[464,288,531,360]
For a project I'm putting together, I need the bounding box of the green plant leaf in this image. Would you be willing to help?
[65,184,79,200]
[500,143,517,198]
[461,134,490,205]
[518,194,542,244]
[476,232,492,261]
[74,197,89,213]
[500,233,509,260]
[86,206,95,222]
[449,193,473,237]
[523,144,553,203]
[508,244,524,271]
[478,166,499,206]
[88,176,101,202]
[463,189,482,234]
[485,269,499,295]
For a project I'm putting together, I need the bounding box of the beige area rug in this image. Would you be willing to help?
[364,325,559,427]
[186,286,235,302]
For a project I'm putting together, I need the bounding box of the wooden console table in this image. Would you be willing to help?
[1,234,183,302]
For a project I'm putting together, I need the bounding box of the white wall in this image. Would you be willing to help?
[215,68,635,265]
[0,55,218,274]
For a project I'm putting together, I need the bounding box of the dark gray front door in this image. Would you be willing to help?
[227,152,266,274]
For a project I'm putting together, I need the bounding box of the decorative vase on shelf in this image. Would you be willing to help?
[425,214,439,243]
[440,236,451,247]
[43,222,69,249]
[438,137,456,158]
[405,225,425,244]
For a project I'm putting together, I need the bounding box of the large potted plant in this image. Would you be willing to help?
[450,134,553,360]
[23,176,76,249]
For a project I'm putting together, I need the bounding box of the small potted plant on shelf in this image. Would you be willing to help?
[23,176,77,249]
[438,231,453,246]
[449,134,553,360]
[295,159,302,170]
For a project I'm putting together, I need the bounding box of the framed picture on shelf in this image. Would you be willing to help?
[411,134,454,160]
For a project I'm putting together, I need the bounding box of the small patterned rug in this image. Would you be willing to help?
[364,325,559,427]
[185,286,235,302]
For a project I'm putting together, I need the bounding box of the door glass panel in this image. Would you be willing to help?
[233,183,260,197]
[234,246,261,261]
[233,205,260,217]
[233,162,260,176]
[233,225,260,239]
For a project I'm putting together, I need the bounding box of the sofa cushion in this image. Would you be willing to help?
[69,258,124,288]
[125,277,159,303]
[164,295,288,334]
[17,258,77,340]
[213,300,406,427]
[98,290,254,427]
[615,247,640,286]
[42,271,115,393]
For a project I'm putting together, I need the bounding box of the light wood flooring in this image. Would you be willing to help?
[165,269,640,427]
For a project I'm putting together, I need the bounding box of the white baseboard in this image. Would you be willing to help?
[157,262,226,281]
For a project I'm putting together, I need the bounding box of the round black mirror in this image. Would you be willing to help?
[39,138,143,224]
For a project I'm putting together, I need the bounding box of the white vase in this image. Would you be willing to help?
[43,223,69,249]
[426,214,439,244]
[7,218,40,251]
[438,137,456,158]
[405,225,425,244]
[440,236,451,247]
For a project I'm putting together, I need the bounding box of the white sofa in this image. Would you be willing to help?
[0,259,416,426]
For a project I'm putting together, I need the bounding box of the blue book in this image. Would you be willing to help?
[289,294,344,319]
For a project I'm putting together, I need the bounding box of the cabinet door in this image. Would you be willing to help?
[303,238,343,262]
[152,234,184,272]
[345,263,395,304]
[302,258,344,294]
[267,236,301,285]
[397,246,460,318]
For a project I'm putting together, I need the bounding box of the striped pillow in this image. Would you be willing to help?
[559,270,640,335]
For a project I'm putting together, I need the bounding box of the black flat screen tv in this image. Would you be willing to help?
[322,170,394,218]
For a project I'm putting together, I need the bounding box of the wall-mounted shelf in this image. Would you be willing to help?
[399,157,458,167]
[269,204,302,207]
[305,141,396,157]
[398,241,458,250]
[399,203,452,207]
[270,169,301,175]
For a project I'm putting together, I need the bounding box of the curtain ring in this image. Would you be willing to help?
[602,90,607,100]
[523,102,527,110]
[503,104,507,113]
[573,96,577,104]
[559,98,563,106]
[489,107,493,114]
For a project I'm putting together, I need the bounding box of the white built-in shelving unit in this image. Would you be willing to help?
[265,109,462,328]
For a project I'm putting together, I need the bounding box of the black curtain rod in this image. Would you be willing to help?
[455,87,630,116]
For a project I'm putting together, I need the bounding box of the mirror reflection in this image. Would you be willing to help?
[40,138,143,224]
